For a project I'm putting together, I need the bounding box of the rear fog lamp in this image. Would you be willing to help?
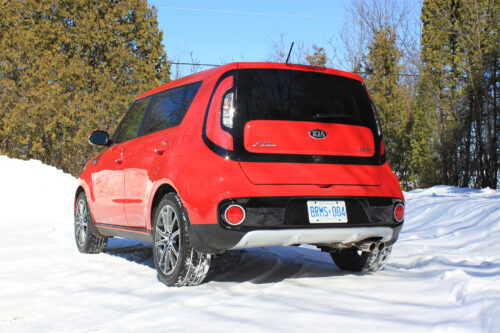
[394,204,404,222]
[224,205,246,225]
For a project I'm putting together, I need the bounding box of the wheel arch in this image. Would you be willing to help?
[74,186,86,212]
[148,183,178,230]
[74,183,98,223]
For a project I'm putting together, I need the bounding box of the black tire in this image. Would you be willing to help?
[152,193,212,287]
[330,245,392,272]
[74,192,108,253]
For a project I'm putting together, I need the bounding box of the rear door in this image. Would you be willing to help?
[234,68,383,185]
[122,82,202,228]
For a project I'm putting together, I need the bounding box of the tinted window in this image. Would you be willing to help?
[236,69,374,129]
[115,97,151,144]
[145,82,201,134]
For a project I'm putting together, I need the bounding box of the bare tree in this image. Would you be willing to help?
[265,33,307,64]
[337,0,422,77]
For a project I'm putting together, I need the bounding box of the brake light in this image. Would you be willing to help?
[224,205,246,225]
[394,204,404,222]
[206,75,234,150]
[380,139,385,156]
[222,91,235,128]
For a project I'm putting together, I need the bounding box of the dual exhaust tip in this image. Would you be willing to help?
[357,241,385,252]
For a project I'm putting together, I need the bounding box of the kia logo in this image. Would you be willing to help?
[309,129,327,139]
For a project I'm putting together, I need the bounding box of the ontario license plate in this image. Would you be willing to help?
[307,200,348,223]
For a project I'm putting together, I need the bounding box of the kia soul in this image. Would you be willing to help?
[75,62,405,286]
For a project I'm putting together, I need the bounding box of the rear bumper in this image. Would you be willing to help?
[230,226,394,249]
[187,195,404,253]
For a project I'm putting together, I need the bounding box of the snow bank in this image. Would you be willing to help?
[0,156,499,332]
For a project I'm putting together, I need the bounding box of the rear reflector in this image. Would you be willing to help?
[224,205,246,225]
[394,204,404,222]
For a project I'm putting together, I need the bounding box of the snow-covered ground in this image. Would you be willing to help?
[0,155,499,332]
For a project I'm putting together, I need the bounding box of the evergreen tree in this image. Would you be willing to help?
[362,28,413,188]
[417,0,498,188]
[0,0,169,176]
[306,44,328,67]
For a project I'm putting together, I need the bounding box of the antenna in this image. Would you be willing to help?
[285,42,294,64]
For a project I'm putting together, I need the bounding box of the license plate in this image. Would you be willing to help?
[307,200,348,223]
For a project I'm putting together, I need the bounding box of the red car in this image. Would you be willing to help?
[74,62,405,286]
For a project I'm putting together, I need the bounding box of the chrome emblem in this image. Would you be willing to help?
[309,129,327,139]
[252,141,276,147]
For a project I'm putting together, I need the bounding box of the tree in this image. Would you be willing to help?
[306,44,328,67]
[362,28,414,188]
[417,0,499,188]
[0,0,169,176]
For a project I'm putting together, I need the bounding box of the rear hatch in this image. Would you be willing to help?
[235,68,383,185]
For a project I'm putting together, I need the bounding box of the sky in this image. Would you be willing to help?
[147,0,347,77]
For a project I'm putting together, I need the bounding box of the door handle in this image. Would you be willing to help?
[114,158,123,164]
[154,148,165,155]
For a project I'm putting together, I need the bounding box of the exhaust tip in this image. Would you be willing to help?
[378,242,385,251]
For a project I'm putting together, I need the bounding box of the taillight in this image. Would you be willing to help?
[224,205,246,225]
[380,139,385,156]
[206,75,234,150]
[394,204,404,222]
[222,91,235,129]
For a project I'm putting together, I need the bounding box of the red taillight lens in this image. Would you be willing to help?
[394,204,404,222]
[380,139,385,156]
[224,205,245,225]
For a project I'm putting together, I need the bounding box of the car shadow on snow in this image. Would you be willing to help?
[104,238,155,268]
[104,238,346,284]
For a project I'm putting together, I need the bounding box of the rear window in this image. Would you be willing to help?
[236,69,375,129]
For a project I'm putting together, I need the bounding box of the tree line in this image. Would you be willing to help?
[300,0,498,189]
[0,0,498,189]
[0,0,169,176]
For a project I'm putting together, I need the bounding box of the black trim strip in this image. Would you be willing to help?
[95,223,153,243]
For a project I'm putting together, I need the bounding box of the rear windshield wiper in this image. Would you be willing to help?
[312,113,353,120]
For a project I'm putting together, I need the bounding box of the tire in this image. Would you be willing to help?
[74,192,108,253]
[152,193,212,287]
[330,244,392,272]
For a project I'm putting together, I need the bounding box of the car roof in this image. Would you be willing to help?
[136,62,364,100]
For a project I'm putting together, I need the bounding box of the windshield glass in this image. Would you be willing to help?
[236,68,375,129]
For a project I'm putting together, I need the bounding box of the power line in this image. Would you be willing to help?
[155,6,344,21]
[170,62,218,67]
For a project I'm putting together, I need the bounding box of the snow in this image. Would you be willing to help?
[0,155,499,332]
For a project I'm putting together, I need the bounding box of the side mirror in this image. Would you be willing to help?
[88,130,110,146]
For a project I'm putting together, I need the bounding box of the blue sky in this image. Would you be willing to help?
[147,0,347,77]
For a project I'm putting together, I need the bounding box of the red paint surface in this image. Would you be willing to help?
[244,120,374,156]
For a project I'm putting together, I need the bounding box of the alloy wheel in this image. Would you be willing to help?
[75,198,88,247]
[155,205,181,275]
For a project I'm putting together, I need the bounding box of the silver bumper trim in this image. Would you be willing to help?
[230,227,394,249]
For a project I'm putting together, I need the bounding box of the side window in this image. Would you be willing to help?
[145,82,202,135]
[115,97,151,144]
[183,82,202,109]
